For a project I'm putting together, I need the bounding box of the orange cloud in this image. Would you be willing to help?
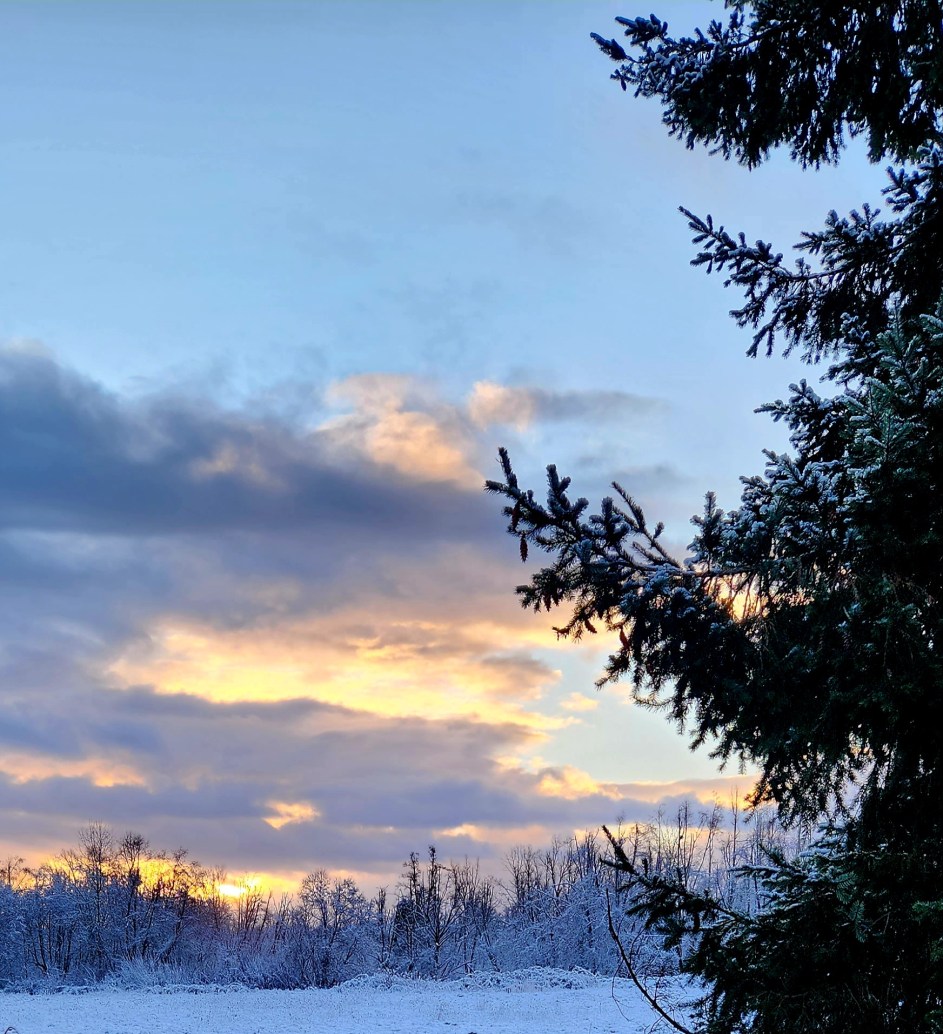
[263,801,321,830]
[0,753,148,789]
[437,821,558,848]
[321,374,481,486]
[106,563,582,738]
[536,764,623,801]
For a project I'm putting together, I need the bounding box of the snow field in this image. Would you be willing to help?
[0,970,670,1033]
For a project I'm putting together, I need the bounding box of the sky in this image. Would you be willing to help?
[0,1,890,893]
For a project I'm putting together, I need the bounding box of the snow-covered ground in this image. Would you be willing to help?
[0,969,687,1033]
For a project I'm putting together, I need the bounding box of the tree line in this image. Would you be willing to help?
[0,804,794,990]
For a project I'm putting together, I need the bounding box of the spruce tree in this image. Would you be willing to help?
[487,4,943,1030]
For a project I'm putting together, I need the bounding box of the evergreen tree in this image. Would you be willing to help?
[488,4,943,1030]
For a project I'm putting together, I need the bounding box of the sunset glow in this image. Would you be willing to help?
[107,614,574,731]
[215,877,262,900]
[0,0,883,898]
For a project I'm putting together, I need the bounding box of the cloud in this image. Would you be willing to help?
[0,664,756,888]
[536,764,622,801]
[0,348,728,890]
[0,679,755,882]
[263,801,321,830]
[0,348,493,537]
[322,373,481,486]
[106,608,568,730]
[468,381,665,431]
[559,692,599,713]
[0,681,538,872]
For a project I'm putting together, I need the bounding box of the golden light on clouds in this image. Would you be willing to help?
[499,754,760,810]
[437,822,556,849]
[559,692,599,713]
[108,611,573,733]
[0,753,147,789]
[467,381,536,431]
[624,776,760,807]
[263,801,320,830]
[321,373,482,487]
[536,764,622,801]
[438,822,482,839]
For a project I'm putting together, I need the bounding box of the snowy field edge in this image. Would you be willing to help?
[0,967,690,1033]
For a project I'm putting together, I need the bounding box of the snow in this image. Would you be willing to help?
[0,969,681,1033]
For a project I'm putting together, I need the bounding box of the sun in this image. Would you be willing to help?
[215,876,262,899]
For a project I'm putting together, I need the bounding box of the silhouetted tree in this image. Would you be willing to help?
[489,4,943,1030]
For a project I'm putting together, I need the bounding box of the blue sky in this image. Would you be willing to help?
[0,1,887,890]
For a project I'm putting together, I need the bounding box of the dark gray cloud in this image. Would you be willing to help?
[0,349,700,886]
[0,347,493,540]
[0,348,519,665]
[0,665,664,878]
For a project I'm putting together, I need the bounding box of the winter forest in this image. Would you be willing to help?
[0,805,798,991]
